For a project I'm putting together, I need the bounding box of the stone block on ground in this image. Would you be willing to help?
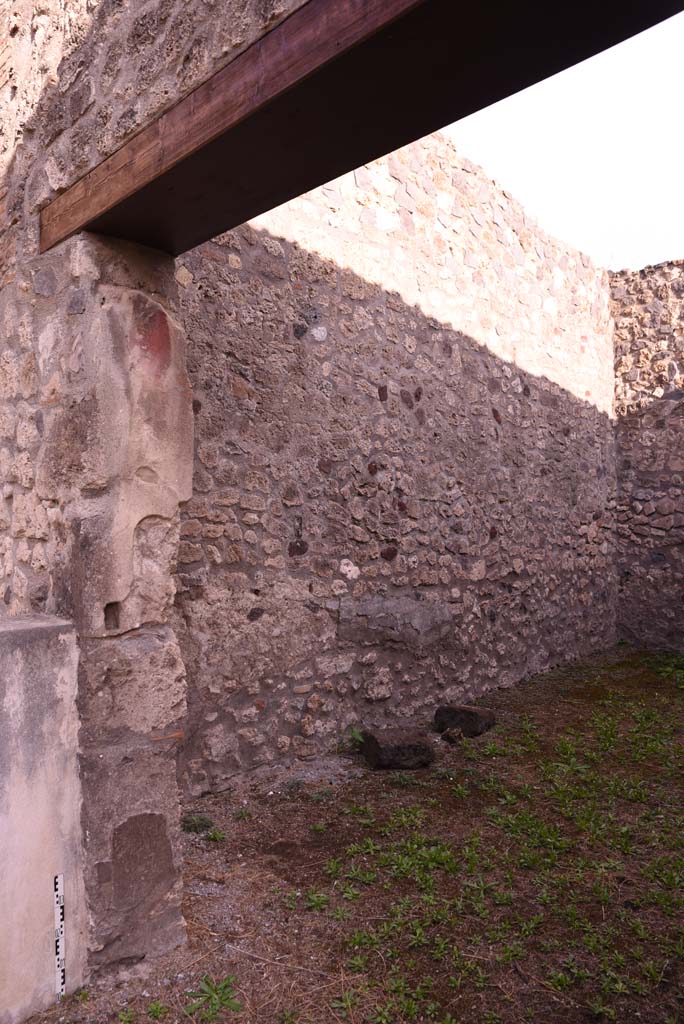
[361,727,435,770]
[0,616,87,1023]
[434,705,496,738]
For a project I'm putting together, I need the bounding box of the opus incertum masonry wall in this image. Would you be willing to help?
[0,0,308,994]
[612,263,684,651]
[0,1,681,1012]
[171,133,618,794]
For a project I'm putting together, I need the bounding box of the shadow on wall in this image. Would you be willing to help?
[0,0,612,980]
[616,393,684,650]
[612,263,684,653]
[1,1,672,977]
[171,225,618,796]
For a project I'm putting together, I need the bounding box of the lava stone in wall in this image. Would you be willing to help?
[172,134,617,794]
[612,262,684,651]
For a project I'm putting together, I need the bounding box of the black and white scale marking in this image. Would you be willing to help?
[54,874,65,997]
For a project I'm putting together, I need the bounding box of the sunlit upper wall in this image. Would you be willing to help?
[0,1,92,179]
[252,132,615,416]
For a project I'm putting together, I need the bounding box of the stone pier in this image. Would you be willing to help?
[0,616,86,1024]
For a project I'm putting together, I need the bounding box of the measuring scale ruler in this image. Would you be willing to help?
[54,874,65,997]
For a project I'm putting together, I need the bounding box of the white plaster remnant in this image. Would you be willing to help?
[339,558,361,580]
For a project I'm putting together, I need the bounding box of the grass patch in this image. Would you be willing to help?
[33,649,683,1024]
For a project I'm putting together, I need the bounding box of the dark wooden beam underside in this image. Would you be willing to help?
[40,0,683,257]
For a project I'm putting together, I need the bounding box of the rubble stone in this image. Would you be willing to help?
[434,705,496,738]
[361,727,435,770]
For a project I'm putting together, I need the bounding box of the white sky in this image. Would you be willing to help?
[445,13,684,272]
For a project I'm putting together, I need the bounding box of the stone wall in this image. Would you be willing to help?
[0,0,312,631]
[1,0,678,988]
[2,0,308,263]
[0,232,193,970]
[612,262,684,650]
[0,0,309,976]
[173,133,617,794]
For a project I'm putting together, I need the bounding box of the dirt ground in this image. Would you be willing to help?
[32,646,684,1024]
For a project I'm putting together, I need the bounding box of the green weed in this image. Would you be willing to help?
[184,975,241,1020]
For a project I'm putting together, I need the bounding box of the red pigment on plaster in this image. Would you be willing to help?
[131,296,171,373]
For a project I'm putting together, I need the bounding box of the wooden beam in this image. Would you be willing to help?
[39,0,427,253]
[40,0,683,256]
